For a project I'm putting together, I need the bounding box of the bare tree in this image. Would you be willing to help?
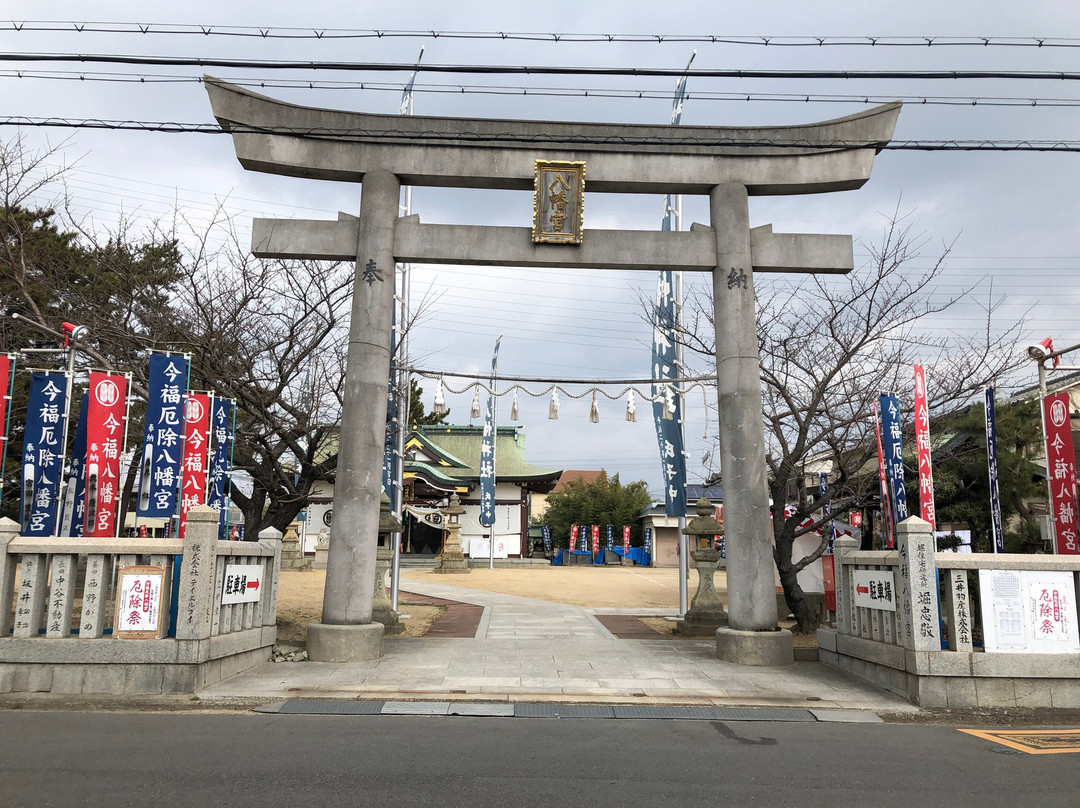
[2,138,387,535]
[164,209,354,533]
[678,208,1025,632]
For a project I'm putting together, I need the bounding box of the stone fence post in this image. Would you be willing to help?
[0,517,18,637]
[896,517,940,652]
[175,506,219,641]
[832,536,858,637]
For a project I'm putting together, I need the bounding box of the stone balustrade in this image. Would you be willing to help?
[0,506,281,695]
[820,517,1080,708]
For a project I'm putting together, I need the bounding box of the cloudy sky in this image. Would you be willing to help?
[5,2,1080,497]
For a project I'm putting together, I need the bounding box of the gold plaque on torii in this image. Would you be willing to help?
[532,160,585,244]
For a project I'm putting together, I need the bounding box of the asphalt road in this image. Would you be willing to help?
[3,713,1078,807]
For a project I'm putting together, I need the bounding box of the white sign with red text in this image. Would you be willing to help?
[979,570,1079,653]
[852,569,897,612]
[115,566,166,638]
[221,564,263,605]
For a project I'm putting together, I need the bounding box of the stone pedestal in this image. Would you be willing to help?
[433,493,469,574]
[307,622,384,662]
[371,547,402,635]
[278,522,312,571]
[313,528,330,570]
[716,626,794,666]
[676,547,729,637]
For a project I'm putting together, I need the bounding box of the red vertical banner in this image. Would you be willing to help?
[178,393,210,538]
[913,364,936,529]
[821,554,837,612]
[873,401,894,549]
[591,524,600,554]
[622,525,630,553]
[0,354,11,439]
[84,372,127,537]
[1043,392,1079,554]
[570,524,579,552]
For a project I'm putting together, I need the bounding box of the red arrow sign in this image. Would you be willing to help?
[856,585,870,594]
[246,580,260,591]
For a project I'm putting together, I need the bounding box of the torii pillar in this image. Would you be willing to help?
[307,170,400,661]
[710,184,789,664]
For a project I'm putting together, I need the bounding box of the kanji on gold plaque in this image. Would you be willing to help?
[532,160,585,244]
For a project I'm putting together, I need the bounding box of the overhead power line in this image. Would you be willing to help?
[5,70,1080,108]
[3,24,1078,48]
[5,53,1080,81]
[3,117,1080,151]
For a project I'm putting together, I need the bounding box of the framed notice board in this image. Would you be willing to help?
[114,565,167,639]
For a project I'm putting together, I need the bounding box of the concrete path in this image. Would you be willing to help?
[198,579,915,713]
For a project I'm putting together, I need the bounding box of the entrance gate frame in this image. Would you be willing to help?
[205,78,901,665]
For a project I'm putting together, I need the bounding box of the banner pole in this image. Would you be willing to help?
[1037,362,1056,554]
[0,355,14,516]
[489,338,501,570]
[52,341,79,537]
[226,399,236,539]
[116,373,133,538]
[172,354,193,538]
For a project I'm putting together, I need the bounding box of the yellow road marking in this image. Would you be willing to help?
[960,728,1080,755]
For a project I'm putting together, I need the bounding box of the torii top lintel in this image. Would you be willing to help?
[205,78,900,196]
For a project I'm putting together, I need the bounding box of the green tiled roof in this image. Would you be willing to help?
[405,425,561,485]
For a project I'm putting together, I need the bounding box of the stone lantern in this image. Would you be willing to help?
[675,496,728,637]
[371,492,403,635]
[433,492,469,574]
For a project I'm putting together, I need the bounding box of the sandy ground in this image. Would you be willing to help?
[274,569,445,645]
[402,565,706,608]
[275,565,815,646]
[275,565,721,645]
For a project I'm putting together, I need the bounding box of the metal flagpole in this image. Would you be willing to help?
[53,323,88,536]
[391,47,423,611]
[488,337,501,569]
[0,353,14,516]
[1037,359,1054,553]
[117,372,133,537]
[671,52,694,616]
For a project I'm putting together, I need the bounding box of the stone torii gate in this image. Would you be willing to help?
[205,78,900,665]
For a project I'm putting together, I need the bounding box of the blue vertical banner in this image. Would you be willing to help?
[879,393,909,529]
[207,397,234,540]
[985,386,1006,553]
[540,526,553,557]
[649,55,692,520]
[62,393,89,537]
[651,270,687,517]
[605,524,614,548]
[479,337,501,527]
[643,526,653,554]
[580,526,589,553]
[20,372,69,536]
[819,472,836,555]
[382,301,399,501]
[136,354,187,519]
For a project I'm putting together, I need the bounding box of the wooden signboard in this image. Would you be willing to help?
[114,565,167,639]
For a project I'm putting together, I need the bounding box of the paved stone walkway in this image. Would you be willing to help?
[198,579,915,713]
